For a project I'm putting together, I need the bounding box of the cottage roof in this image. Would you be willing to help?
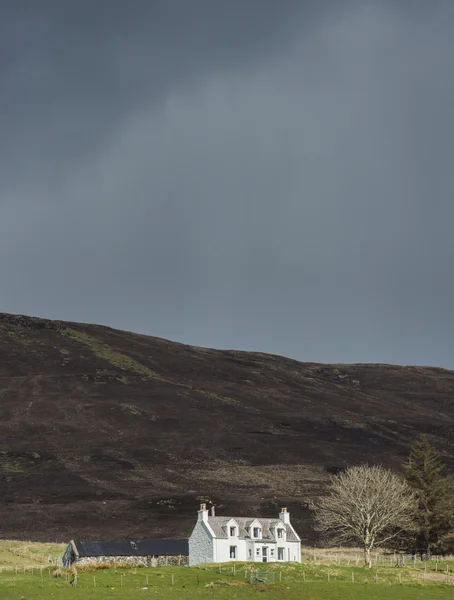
[207,517,298,541]
[73,538,188,557]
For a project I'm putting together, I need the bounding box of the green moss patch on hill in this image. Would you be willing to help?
[61,328,164,381]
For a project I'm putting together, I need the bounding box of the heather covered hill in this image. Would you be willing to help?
[0,312,453,542]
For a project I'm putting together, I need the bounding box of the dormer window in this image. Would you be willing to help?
[277,529,283,538]
[253,527,261,539]
[230,526,236,537]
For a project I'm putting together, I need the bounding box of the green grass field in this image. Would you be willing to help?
[0,560,452,599]
[0,543,452,599]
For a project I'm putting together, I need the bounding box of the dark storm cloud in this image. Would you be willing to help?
[0,0,325,181]
[1,1,454,368]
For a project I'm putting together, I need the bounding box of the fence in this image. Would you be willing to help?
[249,571,275,585]
[0,568,453,592]
[0,558,453,592]
[302,547,454,568]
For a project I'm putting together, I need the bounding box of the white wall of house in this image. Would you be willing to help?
[213,539,300,563]
[214,538,243,563]
[188,514,214,566]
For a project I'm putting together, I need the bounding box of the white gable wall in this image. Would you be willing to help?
[188,521,213,566]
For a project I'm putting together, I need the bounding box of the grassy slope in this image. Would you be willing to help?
[0,543,452,599]
[0,312,453,541]
[0,562,453,600]
[0,540,65,567]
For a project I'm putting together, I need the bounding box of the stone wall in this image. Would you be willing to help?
[75,554,188,567]
[189,521,213,566]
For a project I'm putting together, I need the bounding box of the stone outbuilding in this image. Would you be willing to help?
[62,538,189,568]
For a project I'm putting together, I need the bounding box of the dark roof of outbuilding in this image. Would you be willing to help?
[73,538,188,557]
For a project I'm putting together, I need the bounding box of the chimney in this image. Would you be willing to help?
[279,507,290,524]
[211,506,215,517]
[198,503,208,522]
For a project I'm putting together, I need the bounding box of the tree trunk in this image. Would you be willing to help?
[364,547,372,569]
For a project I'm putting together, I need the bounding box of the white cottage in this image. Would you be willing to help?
[189,504,301,566]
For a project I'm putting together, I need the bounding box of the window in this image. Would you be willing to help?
[256,548,260,556]
[230,526,236,537]
[253,527,260,538]
[277,529,283,538]
[270,548,275,556]
[248,549,252,558]
[230,546,237,559]
[130,541,137,551]
[278,547,284,561]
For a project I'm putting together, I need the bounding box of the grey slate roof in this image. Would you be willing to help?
[74,539,188,557]
[207,517,299,541]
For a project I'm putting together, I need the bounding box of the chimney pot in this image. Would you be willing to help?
[279,507,290,524]
[198,503,208,521]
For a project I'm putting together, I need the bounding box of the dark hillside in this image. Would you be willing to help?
[0,312,453,542]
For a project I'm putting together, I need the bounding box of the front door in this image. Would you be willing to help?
[262,547,268,562]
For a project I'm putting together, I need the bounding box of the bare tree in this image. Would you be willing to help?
[313,465,416,567]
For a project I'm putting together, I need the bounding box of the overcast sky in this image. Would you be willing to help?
[2,1,454,368]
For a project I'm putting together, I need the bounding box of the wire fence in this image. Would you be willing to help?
[0,563,453,591]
